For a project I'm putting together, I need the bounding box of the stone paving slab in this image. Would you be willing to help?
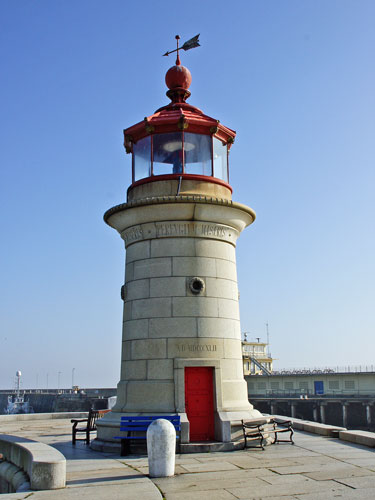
[154,475,267,493]
[295,488,375,499]
[304,465,375,481]
[226,479,351,499]
[258,474,323,486]
[341,457,375,469]
[178,461,240,473]
[66,467,148,486]
[174,458,202,465]
[254,497,296,500]
[162,490,238,500]
[0,495,29,500]
[136,461,242,476]
[334,474,375,489]
[270,463,374,477]
[289,455,342,465]
[247,448,320,458]
[153,468,278,487]
[65,458,126,472]
[137,464,191,475]
[224,456,300,468]
[324,449,375,458]
[30,482,161,499]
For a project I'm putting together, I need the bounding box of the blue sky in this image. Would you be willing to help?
[1,0,374,389]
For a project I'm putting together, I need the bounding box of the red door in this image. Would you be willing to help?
[185,367,215,441]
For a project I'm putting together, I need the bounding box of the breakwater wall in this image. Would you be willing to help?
[0,388,116,415]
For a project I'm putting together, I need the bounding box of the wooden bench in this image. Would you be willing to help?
[114,415,181,456]
[71,409,111,445]
[270,418,294,445]
[242,418,294,450]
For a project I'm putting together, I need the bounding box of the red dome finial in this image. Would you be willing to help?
[165,64,192,91]
[162,34,201,103]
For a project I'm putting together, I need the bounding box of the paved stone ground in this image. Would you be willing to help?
[1,418,375,499]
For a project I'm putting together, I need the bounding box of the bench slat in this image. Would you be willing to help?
[114,436,147,440]
[120,426,180,430]
[120,417,180,422]
[114,436,179,440]
[120,422,180,426]
[120,415,180,419]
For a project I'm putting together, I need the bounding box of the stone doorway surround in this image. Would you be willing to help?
[174,357,258,444]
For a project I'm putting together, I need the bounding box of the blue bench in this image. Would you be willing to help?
[114,415,181,456]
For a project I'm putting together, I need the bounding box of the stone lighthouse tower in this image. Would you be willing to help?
[95,39,261,452]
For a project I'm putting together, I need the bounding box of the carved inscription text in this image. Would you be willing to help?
[177,344,217,353]
[123,226,144,244]
[156,222,226,238]
[123,221,236,247]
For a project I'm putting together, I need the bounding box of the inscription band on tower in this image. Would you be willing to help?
[122,221,239,247]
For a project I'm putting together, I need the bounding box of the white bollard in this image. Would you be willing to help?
[147,419,176,477]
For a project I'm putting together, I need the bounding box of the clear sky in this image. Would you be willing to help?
[1,0,374,389]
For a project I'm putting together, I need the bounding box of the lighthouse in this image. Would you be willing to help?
[94,37,262,452]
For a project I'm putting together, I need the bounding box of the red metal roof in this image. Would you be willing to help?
[123,63,236,153]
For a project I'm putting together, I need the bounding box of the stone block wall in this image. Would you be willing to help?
[116,235,246,413]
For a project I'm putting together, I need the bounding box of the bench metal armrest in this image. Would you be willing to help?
[272,418,292,427]
[241,420,265,450]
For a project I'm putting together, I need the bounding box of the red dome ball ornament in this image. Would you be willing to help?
[165,64,192,90]
[163,35,199,104]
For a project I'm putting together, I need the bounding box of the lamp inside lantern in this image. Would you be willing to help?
[163,140,195,152]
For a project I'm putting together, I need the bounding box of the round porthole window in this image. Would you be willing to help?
[189,277,205,295]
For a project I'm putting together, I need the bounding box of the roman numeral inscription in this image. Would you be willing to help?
[177,344,217,352]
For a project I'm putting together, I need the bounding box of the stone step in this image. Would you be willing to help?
[179,441,242,453]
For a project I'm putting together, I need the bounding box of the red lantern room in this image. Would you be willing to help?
[123,39,236,202]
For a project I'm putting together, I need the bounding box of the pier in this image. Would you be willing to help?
[251,396,375,431]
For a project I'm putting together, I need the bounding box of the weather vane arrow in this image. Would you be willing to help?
[163,34,200,58]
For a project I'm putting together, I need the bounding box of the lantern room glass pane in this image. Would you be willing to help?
[133,136,151,181]
[213,138,228,182]
[153,132,183,175]
[184,133,212,175]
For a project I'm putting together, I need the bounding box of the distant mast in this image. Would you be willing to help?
[5,370,33,414]
[16,370,21,398]
[266,322,270,357]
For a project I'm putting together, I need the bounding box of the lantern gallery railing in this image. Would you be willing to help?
[132,132,229,184]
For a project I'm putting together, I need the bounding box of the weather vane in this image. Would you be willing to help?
[163,34,200,64]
